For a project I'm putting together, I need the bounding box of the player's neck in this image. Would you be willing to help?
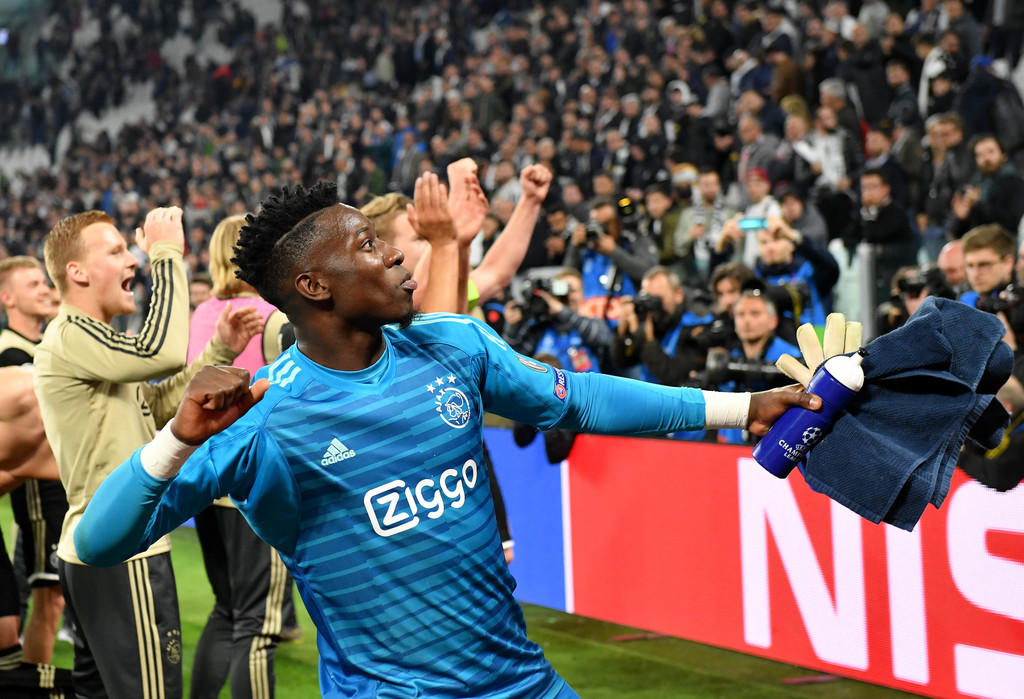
[62,290,113,325]
[295,322,386,372]
[5,311,44,341]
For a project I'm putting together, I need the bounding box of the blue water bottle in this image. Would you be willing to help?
[752,351,865,478]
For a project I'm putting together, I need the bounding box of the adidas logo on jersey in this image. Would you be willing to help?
[321,438,356,466]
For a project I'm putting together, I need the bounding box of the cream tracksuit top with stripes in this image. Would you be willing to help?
[34,241,238,564]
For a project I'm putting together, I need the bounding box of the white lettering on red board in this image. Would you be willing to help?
[738,459,868,670]
[737,458,1024,697]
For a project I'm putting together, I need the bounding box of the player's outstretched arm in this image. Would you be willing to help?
[472,314,820,436]
[75,367,268,566]
[553,372,819,436]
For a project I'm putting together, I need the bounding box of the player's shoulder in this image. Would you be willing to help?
[389,313,508,355]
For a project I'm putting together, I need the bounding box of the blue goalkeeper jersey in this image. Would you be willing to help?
[75,313,710,698]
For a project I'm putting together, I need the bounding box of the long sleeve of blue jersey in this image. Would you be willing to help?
[74,415,297,568]
[466,315,707,434]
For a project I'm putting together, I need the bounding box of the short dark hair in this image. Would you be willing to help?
[710,262,755,290]
[233,181,340,307]
[970,133,1004,155]
[590,196,619,216]
[861,167,890,186]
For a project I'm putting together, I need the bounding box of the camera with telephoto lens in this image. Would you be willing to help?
[521,277,571,321]
[632,292,664,321]
[617,196,640,226]
[698,348,791,390]
[584,220,605,244]
[976,283,1021,315]
[895,265,955,303]
[693,317,735,351]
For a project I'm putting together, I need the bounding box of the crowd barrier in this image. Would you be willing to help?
[486,428,1024,699]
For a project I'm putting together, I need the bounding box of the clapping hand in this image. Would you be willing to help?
[407,173,457,245]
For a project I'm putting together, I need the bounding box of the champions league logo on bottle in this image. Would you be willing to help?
[802,426,822,445]
[427,374,472,429]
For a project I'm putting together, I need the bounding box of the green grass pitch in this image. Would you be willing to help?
[2,498,919,697]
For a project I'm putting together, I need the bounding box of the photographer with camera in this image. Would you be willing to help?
[609,266,714,386]
[751,214,838,326]
[713,290,800,444]
[564,195,659,322]
[505,269,609,374]
[960,224,1024,350]
[955,224,1024,492]
[876,264,958,335]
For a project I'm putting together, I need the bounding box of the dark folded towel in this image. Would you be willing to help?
[801,297,1012,531]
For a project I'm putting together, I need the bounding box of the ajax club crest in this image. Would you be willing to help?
[426,374,471,429]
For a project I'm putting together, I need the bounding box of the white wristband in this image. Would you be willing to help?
[140,419,199,479]
[702,391,751,429]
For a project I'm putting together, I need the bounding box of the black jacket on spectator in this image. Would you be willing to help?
[857,200,919,307]
[952,164,1024,238]
[841,39,891,124]
[927,140,974,228]
[609,304,712,387]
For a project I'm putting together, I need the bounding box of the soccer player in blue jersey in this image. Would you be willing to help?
[74,182,821,699]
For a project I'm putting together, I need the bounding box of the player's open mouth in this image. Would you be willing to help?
[121,278,133,294]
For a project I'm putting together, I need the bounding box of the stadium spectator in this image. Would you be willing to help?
[715,290,800,444]
[778,186,828,247]
[674,168,738,284]
[986,1,1024,68]
[886,58,923,134]
[564,196,658,321]
[753,215,840,326]
[189,272,213,312]
[802,103,862,240]
[735,114,781,203]
[959,225,1020,335]
[641,182,683,270]
[506,268,609,374]
[856,167,920,308]
[951,135,1024,238]
[923,113,973,233]
[938,238,969,293]
[609,266,712,386]
[818,77,861,141]
[718,167,782,270]
[944,0,984,60]
[864,121,910,208]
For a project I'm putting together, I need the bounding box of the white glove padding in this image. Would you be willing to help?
[776,313,863,388]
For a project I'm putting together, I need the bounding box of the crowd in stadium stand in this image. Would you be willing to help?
[3,0,1024,446]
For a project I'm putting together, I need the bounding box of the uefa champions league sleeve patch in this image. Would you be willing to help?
[553,368,568,402]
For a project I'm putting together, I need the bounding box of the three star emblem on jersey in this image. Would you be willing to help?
[427,374,471,429]
[321,438,356,466]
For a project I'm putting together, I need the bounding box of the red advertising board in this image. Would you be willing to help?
[567,436,1024,699]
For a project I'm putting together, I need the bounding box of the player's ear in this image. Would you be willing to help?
[66,261,88,286]
[295,272,331,302]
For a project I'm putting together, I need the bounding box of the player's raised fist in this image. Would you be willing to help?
[170,366,268,446]
[136,206,185,254]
